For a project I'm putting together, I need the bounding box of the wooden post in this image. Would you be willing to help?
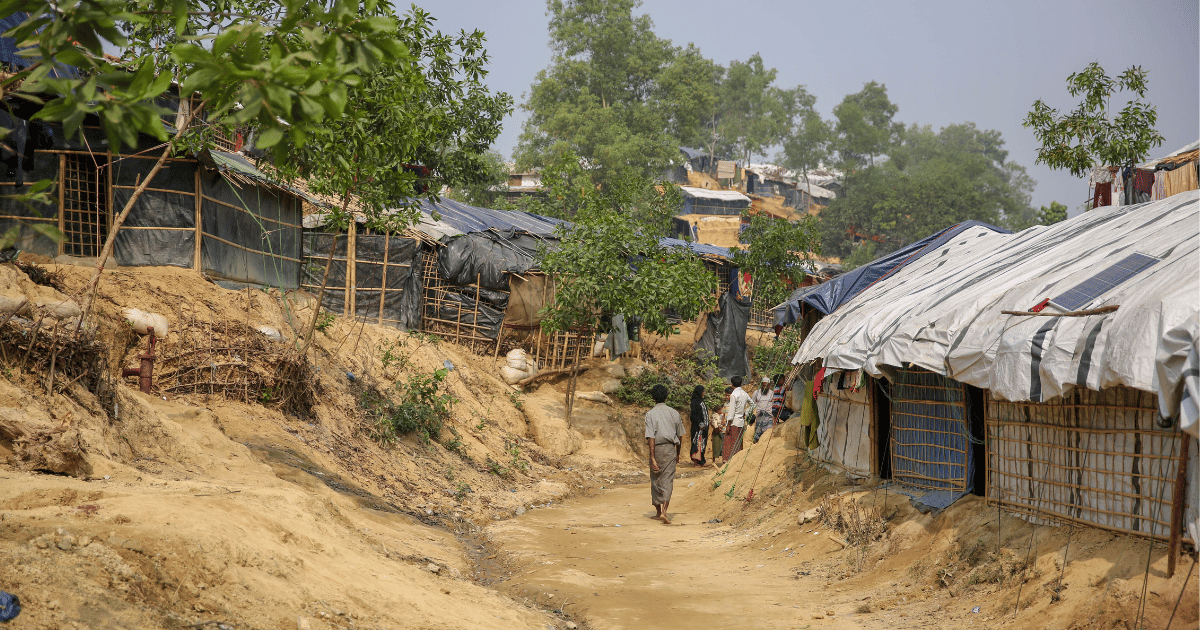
[57,153,66,255]
[1168,432,1192,578]
[345,222,356,318]
[193,167,202,270]
[473,273,482,348]
[378,233,389,325]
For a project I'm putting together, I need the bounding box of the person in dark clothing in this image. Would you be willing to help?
[689,385,710,466]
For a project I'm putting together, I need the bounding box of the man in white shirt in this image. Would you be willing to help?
[751,376,775,443]
[725,376,752,459]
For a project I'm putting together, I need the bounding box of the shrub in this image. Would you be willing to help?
[364,368,456,444]
[614,349,726,411]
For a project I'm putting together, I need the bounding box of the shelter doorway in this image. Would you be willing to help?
[60,153,109,257]
[874,378,892,481]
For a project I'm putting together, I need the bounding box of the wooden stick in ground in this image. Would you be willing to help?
[299,187,355,357]
[75,105,203,337]
[1167,432,1192,578]
[44,318,62,392]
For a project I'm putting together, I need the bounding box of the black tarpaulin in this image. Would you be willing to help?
[694,291,751,378]
[435,291,503,339]
[200,173,301,288]
[437,231,538,291]
[0,150,58,256]
[111,154,196,267]
[301,232,348,315]
[350,234,423,329]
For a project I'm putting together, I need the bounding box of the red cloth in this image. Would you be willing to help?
[723,426,743,460]
[1093,181,1111,208]
[1134,169,1154,194]
[813,367,826,399]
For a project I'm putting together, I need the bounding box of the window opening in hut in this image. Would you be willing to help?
[1050,252,1159,311]
[61,153,109,257]
[967,385,988,496]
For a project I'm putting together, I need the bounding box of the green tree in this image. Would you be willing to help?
[521,148,682,238]
[711,54,801,166]
[1024,63,1163,199]
[729,213,821,310]
[516,0,682,183]
[1038,201,1068,225]
[780,93,830,187]
[820,123,1035,257]
[832,81,903,169]
[538,208,715,339]
[445,150,511,207]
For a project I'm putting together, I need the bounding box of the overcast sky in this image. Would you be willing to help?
[426,0,1198,215]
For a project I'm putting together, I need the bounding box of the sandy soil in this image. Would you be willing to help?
[0,261,1196,630]
[485,422,1199,630]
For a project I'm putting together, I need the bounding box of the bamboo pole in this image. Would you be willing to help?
[345,221,356,317]
[193,167,202,270]
[377,234,389,325]
[1168,432,1192,578]
[57,153,65,255]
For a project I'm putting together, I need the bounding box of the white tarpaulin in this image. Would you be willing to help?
[794,191,1199,402]
[814,374,873,477]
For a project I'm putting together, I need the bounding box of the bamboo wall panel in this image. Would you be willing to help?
[987,386,1191,542]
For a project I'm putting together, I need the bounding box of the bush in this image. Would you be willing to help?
[364,368,456,444]
[614,349,726,412]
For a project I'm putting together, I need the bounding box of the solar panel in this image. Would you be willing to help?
[1050,252,1160,312]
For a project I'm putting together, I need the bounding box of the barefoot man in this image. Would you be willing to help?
[645,384,684,524]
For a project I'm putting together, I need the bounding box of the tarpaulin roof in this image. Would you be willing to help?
[0,12,79,78]
[679,186,751,203]
[793,191,1200,403]
[774,220,1010,324]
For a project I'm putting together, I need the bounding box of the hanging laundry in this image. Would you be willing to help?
[1092,180,1111,208]
[1152,171,1167,200]
[813,367,826,399]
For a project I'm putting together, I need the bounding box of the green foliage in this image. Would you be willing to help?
[820,123,1035,257]
[364,368,456,445]
[709,54,805,164]
[508,390,525,411]
[614,350,725,411]
[1024,63,1163,177]
[840,241,877,272]
[281,5,513,232]
[444,150,511,208]
[314,310,336,333]
[832,81,904,169]
[506,440,530,475]
[533,154,714,338]
[780,100,831,182]
[729,213,821,310]
[516,0,684,183]
[1038,201,1068,225]
[442,426,466,457]
[751,325,803,381]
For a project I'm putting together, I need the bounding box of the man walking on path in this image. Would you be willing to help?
[645,384,685,524]
[725,376,751,460]
[752,376,775,443]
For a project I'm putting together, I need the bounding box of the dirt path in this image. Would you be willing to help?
[485,476,884,630]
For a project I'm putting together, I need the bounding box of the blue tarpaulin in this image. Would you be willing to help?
[774,220,1010,325]
[889,367,975,500]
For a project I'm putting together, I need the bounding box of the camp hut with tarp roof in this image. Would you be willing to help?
[0,108,306,289]
[793,191,1198,546]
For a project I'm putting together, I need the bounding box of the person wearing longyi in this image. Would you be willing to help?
[644,384,684,524]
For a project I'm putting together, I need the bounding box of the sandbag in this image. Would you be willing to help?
[124,308,169,338]
[500,366,528,385]
[32,296,80,321]
[0,295,28,317]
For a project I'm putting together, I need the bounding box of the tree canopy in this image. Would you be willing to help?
[1024,63,1163,178]
[819,122,1035,257]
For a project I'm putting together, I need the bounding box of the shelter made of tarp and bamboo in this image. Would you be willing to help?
[793,191,1199,543]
